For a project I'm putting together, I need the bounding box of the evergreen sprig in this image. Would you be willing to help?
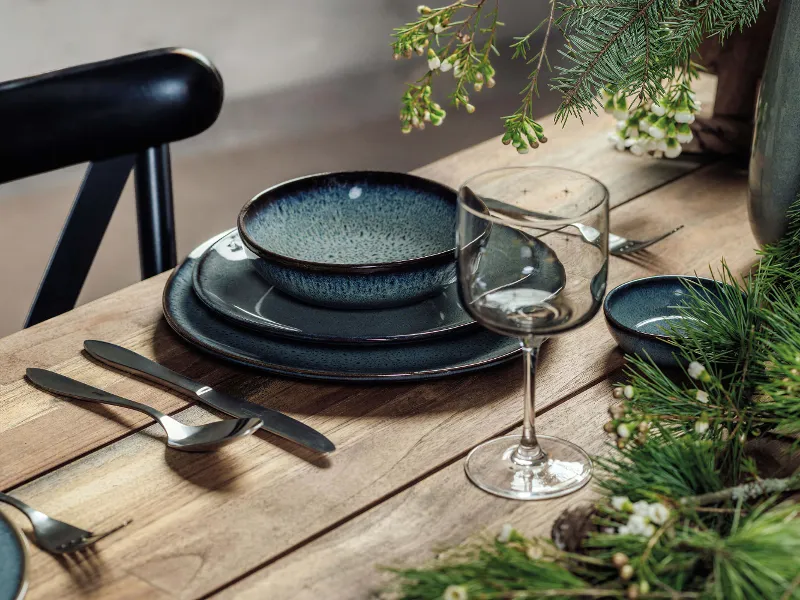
[383,201,800,599]
[391,0,768,147]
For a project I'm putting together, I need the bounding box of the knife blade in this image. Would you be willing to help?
[84,340,335,453]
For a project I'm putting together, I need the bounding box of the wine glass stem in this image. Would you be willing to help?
[512,337,546,467]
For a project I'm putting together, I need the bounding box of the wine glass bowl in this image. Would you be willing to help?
[457,166,609,500]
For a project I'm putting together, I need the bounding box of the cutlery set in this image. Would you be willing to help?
[4,339,334,555]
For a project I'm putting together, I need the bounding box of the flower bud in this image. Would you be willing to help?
[604,421,616,433]
[417,4,432,14]
[427,48,441,70]
[486,76,496,88]
[465,103,475,114]
[612,386,625,399]
[620,564,634,581]
[474,82,483,92]
[612,552,629,568]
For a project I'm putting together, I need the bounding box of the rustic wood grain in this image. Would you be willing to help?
[0,161,756,600]
[0,76,717,494]
[214,379,619,600]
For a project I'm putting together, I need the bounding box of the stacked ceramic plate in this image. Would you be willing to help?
[162,171,521,381]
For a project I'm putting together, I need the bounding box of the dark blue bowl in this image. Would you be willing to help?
[604,275,730,367]
[238,171,457,309]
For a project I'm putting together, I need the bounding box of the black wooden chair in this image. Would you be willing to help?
[0,48,224,327]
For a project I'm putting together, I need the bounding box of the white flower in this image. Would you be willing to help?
[439,59,452,72]
[426,21,435,30]
[497,523,513,543]
[608,132,625,151]
[632,500,650,517]
[629,143,645,156]
[617,424,631,439]
[443,585,469,600]
[627,514,649,535]
[612,496,632,512]
[618,525,631,535]
[623,385,635,399]
[695,420,710,435]
[613,108,629,120]
[645,138,658,151]
[427,50,441,70]
[674,110,693,123]
[696,390,709,404]
[665,139,682,158]
[648,124,666,139]
[617,119,627,131]
[433,22,446,33]
[643,523,657,537]
[656,139,668,152]
[688,361,707,380]
[676,130,694,144]
[417,5,430,14]
[638,119,650,131]
[648,503,670,525]
[603,527,616,534]
[650,101,666,117]
[465,103,475,114]
[526,544,544,560]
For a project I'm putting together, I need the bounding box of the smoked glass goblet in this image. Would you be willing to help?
[457,166,609,500]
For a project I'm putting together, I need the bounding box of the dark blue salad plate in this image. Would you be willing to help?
[192,230,476,344]
[164,233,520,381]
[237,171,458,309]
[604,275,736,367]
[0,512,27,600]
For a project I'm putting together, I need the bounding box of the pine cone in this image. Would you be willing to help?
[551,504,598,552]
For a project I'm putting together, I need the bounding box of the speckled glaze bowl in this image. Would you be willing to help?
[604,275,733,367]
[238,171,458,309]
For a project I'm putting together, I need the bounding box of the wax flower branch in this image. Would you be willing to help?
[382,204,800,598]
[391,0,764,154]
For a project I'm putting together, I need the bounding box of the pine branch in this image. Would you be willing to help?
[681,476,800,506]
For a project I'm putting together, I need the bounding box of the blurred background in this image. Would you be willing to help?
[0,0,563,336]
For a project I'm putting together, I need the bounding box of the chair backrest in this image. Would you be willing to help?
[0,48,224,327]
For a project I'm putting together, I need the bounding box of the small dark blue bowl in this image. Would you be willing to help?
[238,171,457,309]
[604,275,730,367]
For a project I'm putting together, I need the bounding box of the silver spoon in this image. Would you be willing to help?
[26,368,262,452]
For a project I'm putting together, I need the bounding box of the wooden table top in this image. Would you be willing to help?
[0,74,757,599]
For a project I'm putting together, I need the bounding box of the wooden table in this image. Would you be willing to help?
[0,74,758,599]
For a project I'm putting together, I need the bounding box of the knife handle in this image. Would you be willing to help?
[84,340,203,396]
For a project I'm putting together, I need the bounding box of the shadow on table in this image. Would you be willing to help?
[149,318,521,418]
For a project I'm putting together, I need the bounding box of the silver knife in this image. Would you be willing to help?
[84,340,335,453]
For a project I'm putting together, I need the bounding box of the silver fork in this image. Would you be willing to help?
[479,197,683,255]
[0,492,130,554]
[566,222,684,255]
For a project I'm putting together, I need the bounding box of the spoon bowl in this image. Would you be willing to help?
[160,415,262,451]
[26,368,263,452]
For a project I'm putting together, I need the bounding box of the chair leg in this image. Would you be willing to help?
[25,155,136,328]
[134,144,177,279]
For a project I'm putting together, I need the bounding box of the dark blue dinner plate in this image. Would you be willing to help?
[0,512,27,600]
[163,233,521,381]
[192,230,476,344]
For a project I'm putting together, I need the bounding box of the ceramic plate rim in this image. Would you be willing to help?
[0,511,28,600]
[165,252,520,382]
[191,231,477,345]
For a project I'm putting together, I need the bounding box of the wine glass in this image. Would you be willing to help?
[457,166,609,500]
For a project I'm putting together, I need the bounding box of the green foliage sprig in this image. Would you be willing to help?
[382,203,800,599]
[391,0,766,150]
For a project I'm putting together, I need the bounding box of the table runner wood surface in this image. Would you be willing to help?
[0,74,757,599]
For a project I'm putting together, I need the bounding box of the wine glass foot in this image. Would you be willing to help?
[464,434,592,500]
